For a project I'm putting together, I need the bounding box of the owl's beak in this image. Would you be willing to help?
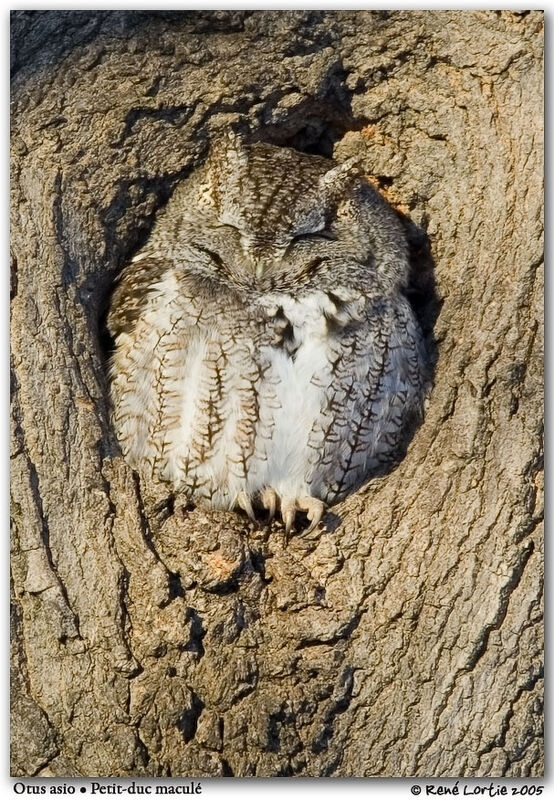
[240,235,277,278]
[245,246,270,279]
[255,262,266,279]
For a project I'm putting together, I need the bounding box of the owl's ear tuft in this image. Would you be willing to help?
[202,133,250,208]
[206,132,249,183]
[319,157,364,196]
[225,128,246,147]
[211,130,248,160]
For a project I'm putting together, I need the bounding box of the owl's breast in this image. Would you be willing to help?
[242,288,364,499]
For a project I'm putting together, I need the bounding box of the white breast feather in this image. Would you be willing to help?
[250,292,333,497]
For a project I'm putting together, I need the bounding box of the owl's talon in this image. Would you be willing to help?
[260,487,278,522]
[284,512,295,536]
[237,491,256,523]
[304,498,326,533]
[281,499,297,536]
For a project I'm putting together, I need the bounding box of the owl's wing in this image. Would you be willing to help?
[108,257,201,487]
[106,254,168,340]
[108,257,263,506]
[311,292,425,503]
[361,293,425,451]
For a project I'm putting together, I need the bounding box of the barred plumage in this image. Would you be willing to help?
[107,136,426,533]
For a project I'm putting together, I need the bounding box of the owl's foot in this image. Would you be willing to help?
[238,488,325,536]
[280,495,326,536]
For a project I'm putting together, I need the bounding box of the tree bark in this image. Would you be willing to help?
[10,10,543,778]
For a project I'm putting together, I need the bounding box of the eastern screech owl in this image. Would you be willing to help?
[107,136,426,533]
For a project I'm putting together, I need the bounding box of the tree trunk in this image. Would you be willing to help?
[10,10,543,778]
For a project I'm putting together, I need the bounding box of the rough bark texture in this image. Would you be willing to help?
[10,10,543,778]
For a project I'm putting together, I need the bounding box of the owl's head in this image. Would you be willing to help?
[161,135,409,290]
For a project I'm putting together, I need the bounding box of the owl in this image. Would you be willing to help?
[107,136,426,534]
